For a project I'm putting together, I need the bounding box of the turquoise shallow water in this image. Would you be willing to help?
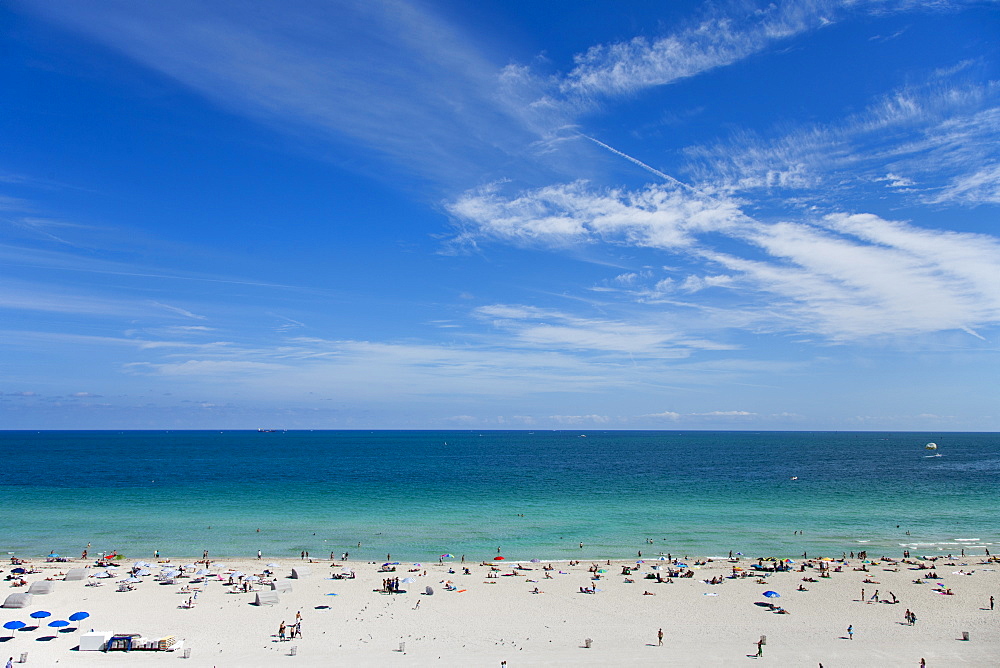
[1,431,996,562]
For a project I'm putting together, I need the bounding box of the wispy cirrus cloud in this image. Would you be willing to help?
[682,81,1000,205]
[561,0,844,99]
[449,180,1000,341]
[20,0,536,188]
[473,303,736,357]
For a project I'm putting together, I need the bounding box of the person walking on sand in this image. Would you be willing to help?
[990,595,994,611]
[658,628,663,646]
[278,621,286,641]
[257,550,262,560]
[755,639,763,657]
[847,625,853,640]
[7,657,13,668]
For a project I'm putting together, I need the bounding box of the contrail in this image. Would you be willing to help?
[580,134,694,191]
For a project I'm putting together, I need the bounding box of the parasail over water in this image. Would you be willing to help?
[925,442,938,450]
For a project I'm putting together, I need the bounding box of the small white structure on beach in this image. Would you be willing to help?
[64,569,88,581]
[28,581,54,595]
[254,592,280,606]
[270,581,292,593]
[79,631,113,651]
[290,567,311,579]
[1,593,32,608]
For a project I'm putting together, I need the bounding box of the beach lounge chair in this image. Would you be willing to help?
[28,581,54,595]
[2,593,32,608]
[290,567,311,579]
[64,568,88,581]
[254,592,280,606]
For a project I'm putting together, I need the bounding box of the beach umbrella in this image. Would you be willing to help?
[48,620,70,628]
[68,612,89,622]
[232,571,245,578]
[340,567,353,574]
[11,568,25,574]
[762,591,781,598]
[30,611,51,624]
[267,563,280,567]
[401,577,415,583]
[440,554,454,559]
[137,569,151,576]
[657,556,667,561]
[494,556,505,561]
[125,576,141,583]
[3,621,25,637]
[212,563,226,569]
[48,553,60,559]
[245,575,260,582]
[530,558,541,563]
[195,569,209,576]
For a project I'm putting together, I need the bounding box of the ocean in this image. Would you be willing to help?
[1,430,995,562]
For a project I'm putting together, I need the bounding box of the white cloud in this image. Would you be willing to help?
[449,180,746,249]
[450,180,1000,341]
[547,414,610,424]
[22,0,536,187]
[930,163,1000,205]
[561,0,841,98]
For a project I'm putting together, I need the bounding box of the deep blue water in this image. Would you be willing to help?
[1,431,995,561]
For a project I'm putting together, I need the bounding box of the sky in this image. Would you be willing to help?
[1,0,999,430]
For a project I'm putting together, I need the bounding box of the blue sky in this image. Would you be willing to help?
[2,0,998,430]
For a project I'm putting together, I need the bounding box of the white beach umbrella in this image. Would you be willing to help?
[195,569,210,576]
[212,563,226,569]
[267,563,280,567]
[340,567,353,574]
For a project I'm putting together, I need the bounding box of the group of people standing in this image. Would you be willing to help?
[277,612,303,641]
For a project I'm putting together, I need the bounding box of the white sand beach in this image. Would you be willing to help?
[2,552,998,666]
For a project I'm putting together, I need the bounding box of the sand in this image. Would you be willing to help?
[1,553,998,666]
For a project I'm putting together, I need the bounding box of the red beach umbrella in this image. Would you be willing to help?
[494,556,505,560]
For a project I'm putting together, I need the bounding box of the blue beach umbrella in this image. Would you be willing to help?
[4,620,26,636]
[762,591,780,598]
[68,612,90,622]
[30,611,51,621]
[48,620,70,628]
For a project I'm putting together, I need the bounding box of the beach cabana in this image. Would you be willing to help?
[290,567,311,579]
[28,581,54,595]
[64,568,88,581]
[254,592,280,606]
[79,631,113,651]
[270,581,292,593]
[1,593,32,608]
